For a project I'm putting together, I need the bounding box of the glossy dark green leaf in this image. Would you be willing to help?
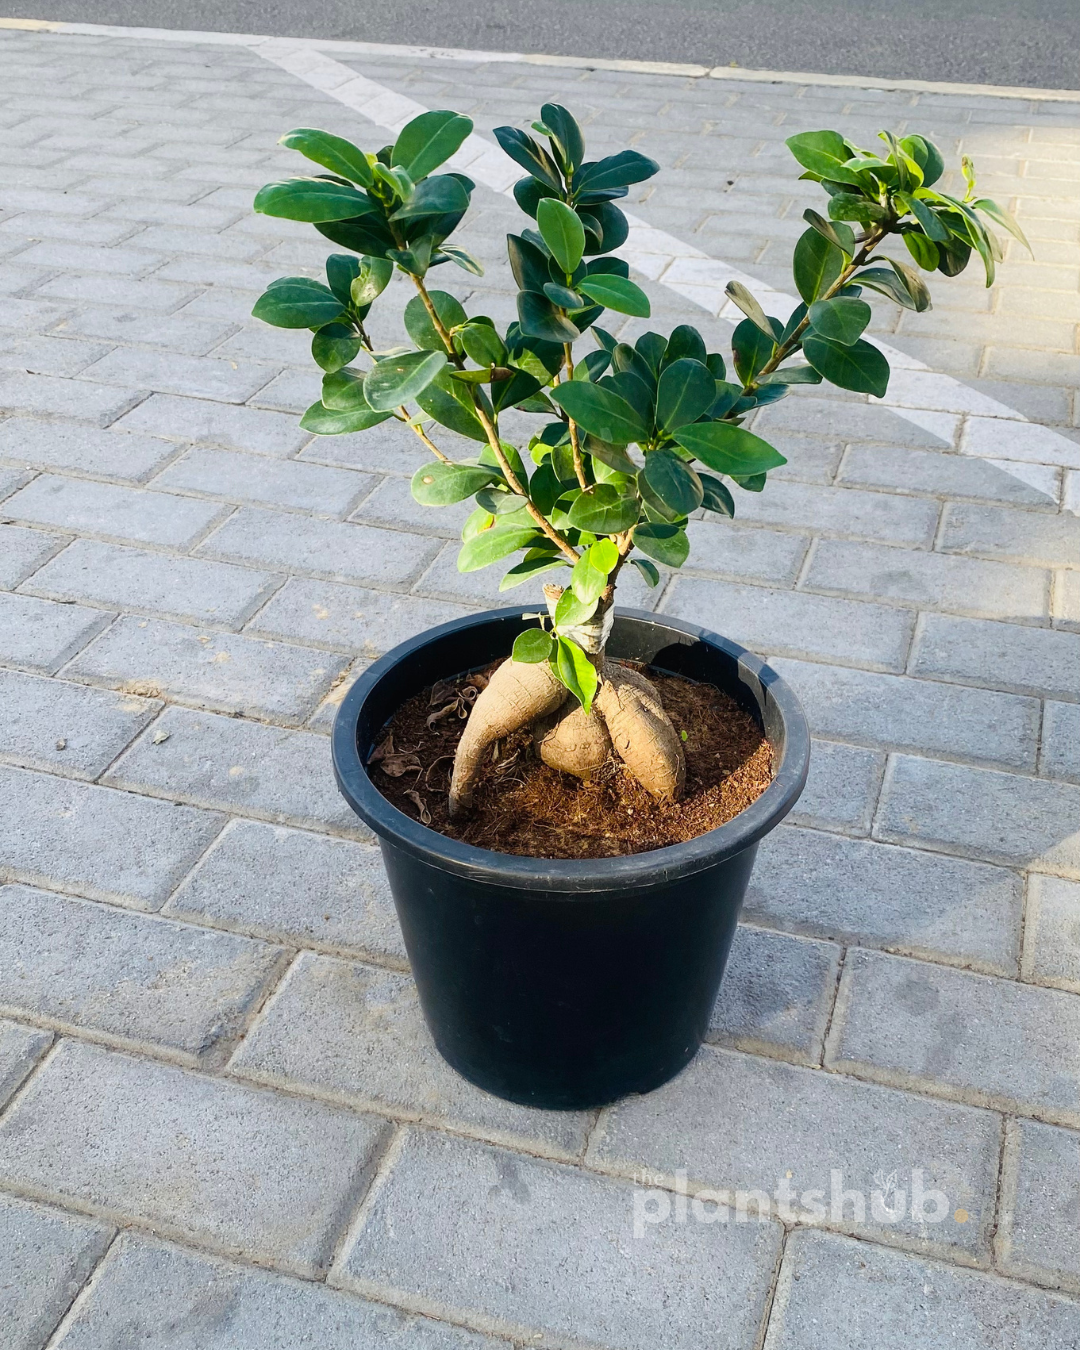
[584,436,638,476]
[802,208,855,255]
[311,322,361,373]
[661,324,707,369]
[785,130,862,184]
[578,202,629,255]
[491,369,542,414]
[577,274,650,317]
[642,449,703,515]
[793,226,845,304]
[321,366,371,411]
[803,334,890,397]
[529,462,573,515]
[654,357,716,433]
[567,484,640,533]
[251,278,345,329]
[807,296,871,345]
[390,174,470,221]
[391,110,473,182]
[439,245,484,276]
[316,215,395,259]
[634,331,667,376]
[550,380,648,445]
[724,281,774,338]
[732,472,767,492]
[493,125,563,191]
[900,134,945,187]
[536,197,586,274]
[513,628,557,663]
[575,150,659,193]
[254,177,372,223]
[854,265,917,309]
[299,400,391,434]
[731,318,776,386]
[827,193,888,226]
[541,102,585,174]
[611,342,656,390]
[458,523,541,572]
[279,128,374,186]
[543,282,584,309]
[458,321,506,369]
[699,473,735,517]
[903,232,940,271]
[416,367,488,442]
[324,254,360,308]
[517,291,580,343]
[364,349,448,411]
[411,461,502,505]
[887,255,933,311]
[757,364,822,386]
[575,349,611,382]
[403,290,465,352]
[631,557,661,587]
[633,522,689,567]
[476,487,528,515]
[673,421,787,475]
[935,236,972,277]
[507,234,553,295]
[897,191,948,242]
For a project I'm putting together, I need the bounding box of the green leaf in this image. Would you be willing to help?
[757,364,822,387]
[633,522,689,567]
[325,254,361,307]
[898,191,948,242]
[491,369,542,414]
[500,555,566,589]
[699,473,735,517]
[854,265,918,310]
[588,538,619,573]
[802,208,855,255]
[253,177,372,223]
[476,487,528,515]
[732,472,766,492]
[584,436,638,476]
[403,290,465,353]
[411,461,501,505]
[458,524,540,572]
[391,110,473,181]
[828,193,888,226]
[493,126,563,191]
[457,321,506,369]
[974,197,1031,252]
[311,322,361,373]
[364,349,448,411]
[576,274,651,317]
[642,449,703,516]
[540,102,585,173]
[536,198,586,274]
[517,291,581,343]
[793,227,845,304]
[252,279,345,330]
[390,174,470,221]
[673,422,787,475]
[554,587,599,628]
[662,324,707,368]
[279,128,374,186]
[571,555,608,605]
[807,296,871,345]
[574,150,659,193]
[567,484,640,533]
[655,357,716,433]
[543,282,584,309]
[731,319,776,386]
[936,237,972,277]
[299,400,391,434]
[513,629,557,663]
[553,636,598,713]
[886,255,933,311]
[631,557,661,587]
[416,367,488,442]
[551,381,648,445]
[439,245,485,276]
[724,281,774,338]
[785,130,862,184]
[903,232,940,271]
[803,334,890,397]
[321,366,373,411]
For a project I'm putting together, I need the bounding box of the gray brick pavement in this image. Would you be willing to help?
[0,21,1078,1348]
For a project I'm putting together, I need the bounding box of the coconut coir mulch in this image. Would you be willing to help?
[370,659,774,859]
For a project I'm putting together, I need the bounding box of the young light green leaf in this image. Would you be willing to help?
[364,349,448,411]
[550,381,648,445]
[724,281,774,338]
[457,524,541,572]
[554,636,599,713]
[673,422,788,475]
[391,110,473,182]
[279,128,374,186]
[499,555,567,590]
[570,555,608,605]
[576,274,651,317]
[588,538,620,573]
[253,177,371,223]
[536,198,586,274]
[554,587,599,629]
[807,296,872,345]
[411,461,502,506]
[973,198,1031,252]
[513,629,557,663]
[803,334,890,397]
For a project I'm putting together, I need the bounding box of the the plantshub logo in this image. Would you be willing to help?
[633,1167,958,1238]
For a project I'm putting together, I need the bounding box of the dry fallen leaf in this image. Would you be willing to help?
[403,789,432,825]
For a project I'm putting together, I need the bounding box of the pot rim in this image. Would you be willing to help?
[332,607,810,893]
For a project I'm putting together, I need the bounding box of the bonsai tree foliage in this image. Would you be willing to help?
[252,106,1025,816]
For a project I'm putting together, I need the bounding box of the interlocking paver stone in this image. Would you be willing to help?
[54,1233,510,1350]
[339,1125,782,1350]
[763,1228,1080,1349]
[771,657,1042,770]
[0,416,179,480]
[682,519,808,585]
[0,522,61,588]
[0,883,284,1058]
[0,370,142,425]
[233,952,591,1155]
[707,924,840,1064]
[0,668,159,778]
[591,1044,999,1258]
[114,393,310,457]
[664,578,914,671]
[746,825,1021,973]
[828,947,1080,1126]
[804,537,1049,622]
[0,761,223,909]
[81,348,276,403]
[912,612,1080,698]
[66,616,347,725]
[198,507,439,589]
[0,1039,390,1274]
[56,307,239,356]
[1043,702,1080,783]
[838,443,1061,507]
[877,754,1080,873]
[999,1118,1080,1293]
[0,1192,113,1350]
[0,591,112,674]
[25,538,277,626]
[105,705,361,836]
[1023,875,1080,992]
[3,474,225,548]
[165,820,402,960]
[151,447,374,516]
[788,739,884,835]
[940,501,1080,568]
[728,479,941,546]
[0,1017,52,1108]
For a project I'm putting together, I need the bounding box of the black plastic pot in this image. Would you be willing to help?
[333,608,809,1110]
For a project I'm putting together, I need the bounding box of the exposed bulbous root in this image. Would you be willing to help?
[596,661,685,801]
[534,702,612,778]
[448,657,567,817]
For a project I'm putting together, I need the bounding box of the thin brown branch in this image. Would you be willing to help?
[563,343,589,490]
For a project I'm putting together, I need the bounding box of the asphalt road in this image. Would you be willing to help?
[3,0,1079,88]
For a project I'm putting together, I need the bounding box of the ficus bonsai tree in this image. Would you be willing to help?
[252,105,1025,818]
